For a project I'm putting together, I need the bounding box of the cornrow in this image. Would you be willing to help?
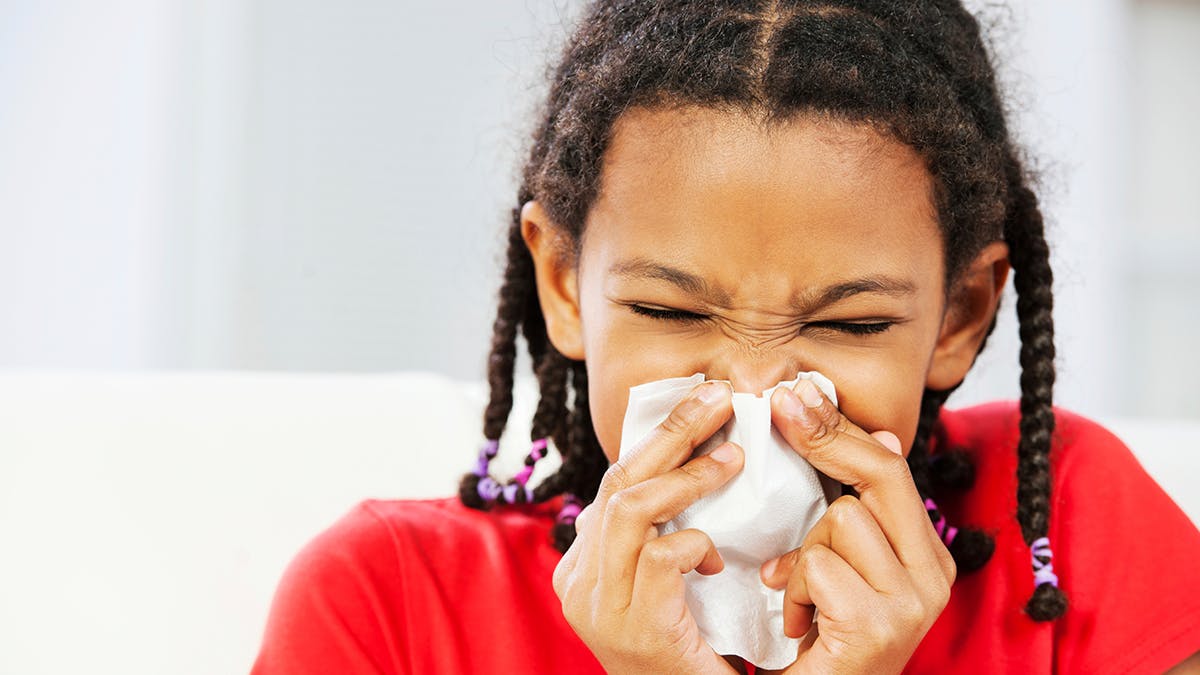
[458,0,1066,621]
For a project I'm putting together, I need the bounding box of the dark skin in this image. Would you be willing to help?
[524,105,1200,673]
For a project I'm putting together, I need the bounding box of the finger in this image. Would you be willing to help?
[574,502,597,535]
[595,381,734,504]
[769,383,935,571]
[551,501,598,592]
[872,430,902,455]
[599,442,744,606]
[761,495,908,595]
[631,528,724,617]
[585,379,730,611]
[873,430,956,587]
[785,544,872,639]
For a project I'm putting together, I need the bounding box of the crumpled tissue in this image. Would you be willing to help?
[618,372,842,670]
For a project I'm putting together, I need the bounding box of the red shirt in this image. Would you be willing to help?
[251,402,1200,674]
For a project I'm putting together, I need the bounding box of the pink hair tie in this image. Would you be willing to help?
[924,497,958,548]
[557,492,583,526]
[513,437,549,487]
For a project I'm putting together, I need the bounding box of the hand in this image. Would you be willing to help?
[758,379,956,675]
[552,381,747,674]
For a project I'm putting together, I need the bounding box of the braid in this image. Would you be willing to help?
[484,207,533,440]
[459,210,534,509]
[541,363,607,551]
[529,348,571,455]
[908,389,949,497]
[1003,160,1068,620]
[909,389,994,574]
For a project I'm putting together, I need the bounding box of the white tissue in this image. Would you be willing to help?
[619,372,842,670]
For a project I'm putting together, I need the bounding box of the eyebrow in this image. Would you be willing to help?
[609,258,916,313]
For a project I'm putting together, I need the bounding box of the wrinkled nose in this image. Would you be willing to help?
[719,358,802,396]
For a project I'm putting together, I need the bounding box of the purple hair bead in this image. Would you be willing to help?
[473,439,500,478]
[476,476,503,503]
[501,482,533,504]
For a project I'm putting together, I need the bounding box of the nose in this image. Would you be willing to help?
[719,357,801,396]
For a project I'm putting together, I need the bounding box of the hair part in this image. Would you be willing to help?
[459,0,1066,621]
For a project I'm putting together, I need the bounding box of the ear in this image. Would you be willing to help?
[521,201,586,360]
[926,241,1010,391]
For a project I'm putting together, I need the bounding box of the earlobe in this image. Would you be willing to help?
[520,201,586,360]
[926,241,1011,391]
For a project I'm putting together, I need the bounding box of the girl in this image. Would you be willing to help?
[252,1,1200,673]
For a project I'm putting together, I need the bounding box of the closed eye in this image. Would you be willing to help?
[629,305,894,336]
[628,304,707,322]
[808,321,894,336]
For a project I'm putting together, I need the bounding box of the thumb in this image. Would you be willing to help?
[870,430,902,455]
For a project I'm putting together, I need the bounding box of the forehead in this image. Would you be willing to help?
[581,106,943,301]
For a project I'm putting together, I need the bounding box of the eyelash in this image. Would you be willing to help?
[628,304,895,335]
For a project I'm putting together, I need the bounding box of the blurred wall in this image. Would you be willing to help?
[1,0,1196,419]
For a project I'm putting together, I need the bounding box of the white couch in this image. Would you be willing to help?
[0,372,1195,675]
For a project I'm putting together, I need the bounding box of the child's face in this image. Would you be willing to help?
[523,106,1008,462]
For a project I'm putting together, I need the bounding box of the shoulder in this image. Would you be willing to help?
[938,401,1200,674]
[286,496,564,585]
[937,400,1189,535]
[253,497,569,674]
[938,400,1142,481]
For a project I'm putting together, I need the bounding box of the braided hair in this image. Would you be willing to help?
[458,0,1067,621]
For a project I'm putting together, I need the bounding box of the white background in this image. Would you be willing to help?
[0,0,1196,419]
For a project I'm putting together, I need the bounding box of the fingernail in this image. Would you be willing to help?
[797,379,823,408]
[710,443,736,463]
[761,558,778,581]
[779,387,806,418]
[697,381,729,405]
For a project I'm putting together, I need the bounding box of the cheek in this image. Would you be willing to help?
[580,307,698,464]
[580,308,644,464]
[828,351,929,455]
[587,375,623,465]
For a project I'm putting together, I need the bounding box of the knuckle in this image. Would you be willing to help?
[931,561,955,608]
[573,504,593,534]
[640,538,675,570]
[551,563,567,599]
[881,451,912,479]
[902,595,926,629]
[875,612,907,646]
[798,545,823,575]
[605,488,646,524]
[826,495,864,527]
[940,547,958,587]
[895,592,927,629]
[784,545,804,568]
[600,461,633,493]
[560,601,587,636]
[933,577,953,611]
[659,404,697,439]
[805,410,849,453]
[678,457,719,494]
